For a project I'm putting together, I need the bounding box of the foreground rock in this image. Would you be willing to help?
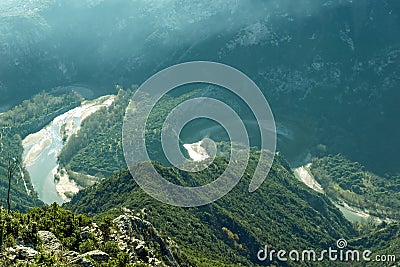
[112,214,181,266]
[1,210,189,266]
[4,245,39,261]
[81,250,110,263]
[38,230,63,252]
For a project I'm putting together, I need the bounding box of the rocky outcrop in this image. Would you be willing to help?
[111,214,180,266]
[1,211,188,266]
[81,250,110,263]
[38,230,63,252]
[4,245,39,261]
[68,255,94,267]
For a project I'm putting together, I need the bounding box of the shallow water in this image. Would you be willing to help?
[22,116,67,204]
[334,203,370,224]
[22,95,114,204]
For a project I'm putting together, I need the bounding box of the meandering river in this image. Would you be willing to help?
[22,95,115,204]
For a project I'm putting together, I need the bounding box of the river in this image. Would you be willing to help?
[22,95,115,204]
[293,163,394,225]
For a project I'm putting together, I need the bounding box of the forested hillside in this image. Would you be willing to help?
[58,87,202,180]
[65,153,357,266]
[58,88,133,180]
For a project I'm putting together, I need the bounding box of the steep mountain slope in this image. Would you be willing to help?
[1,0,399,174]
[351,223,400,266]
[65,153,357,266]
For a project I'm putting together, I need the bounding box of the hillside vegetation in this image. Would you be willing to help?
[65,153,357,266]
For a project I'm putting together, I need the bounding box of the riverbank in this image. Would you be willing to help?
[22,129,47,147]
[293,162,396,225]
[22,94,115,204]
[293,163,324,194]
[23,138,52,167]
[54,166,80,202]
[183,140,210,161]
